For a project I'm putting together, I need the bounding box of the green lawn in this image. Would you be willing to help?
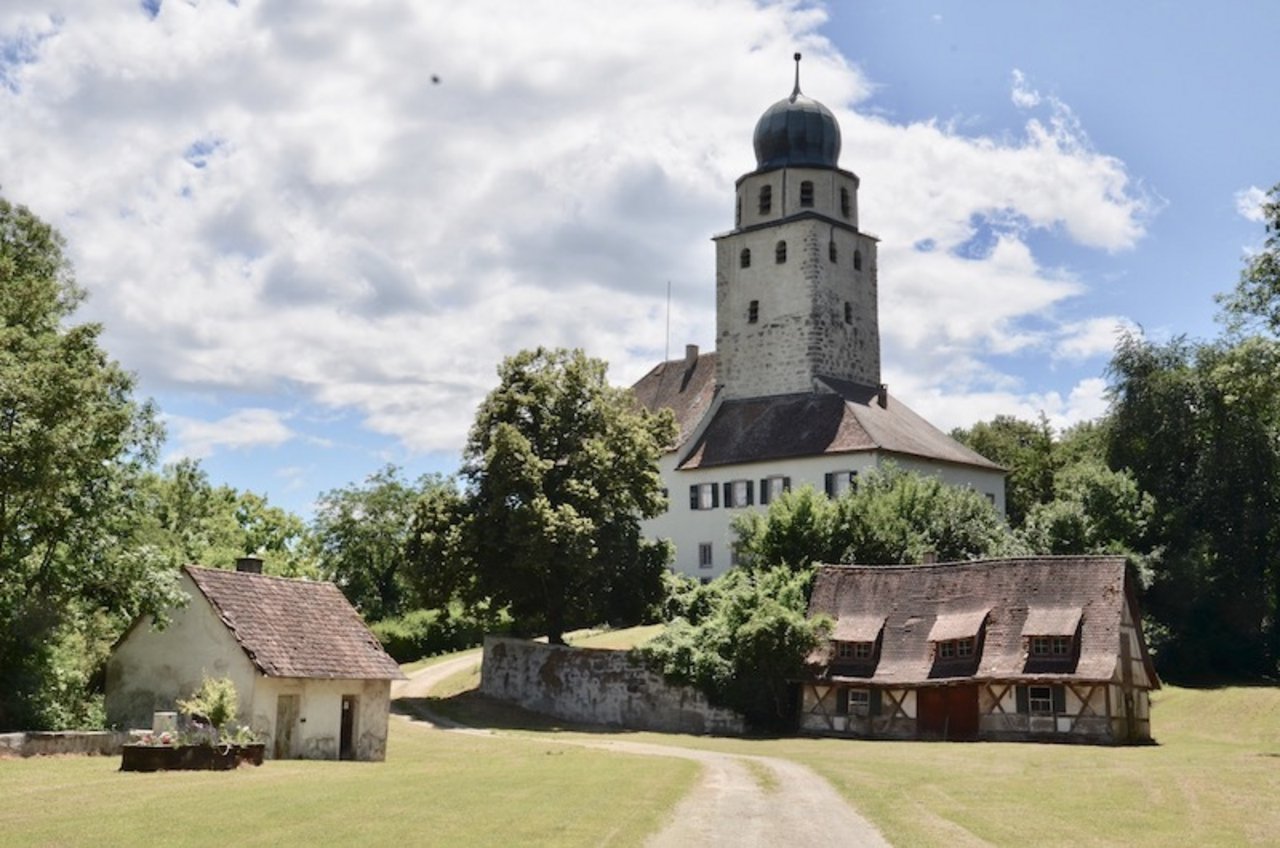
[430,629,1280,848]
[0,712,696,847]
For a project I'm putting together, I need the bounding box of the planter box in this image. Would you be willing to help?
[120,743,263,772]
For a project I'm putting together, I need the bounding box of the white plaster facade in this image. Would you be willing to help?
[105,568,396,761]
[646,451,1006,578]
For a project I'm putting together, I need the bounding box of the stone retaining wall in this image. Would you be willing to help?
[0,730,136,758]
[480,636,745,735]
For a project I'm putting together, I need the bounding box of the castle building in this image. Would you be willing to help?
[633,56,1005,579]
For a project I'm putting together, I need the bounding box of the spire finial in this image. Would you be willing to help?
[791,52,802,99]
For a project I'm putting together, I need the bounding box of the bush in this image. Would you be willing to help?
[177,675,239,731]
[639,567,829,731]
[371,603,511,663]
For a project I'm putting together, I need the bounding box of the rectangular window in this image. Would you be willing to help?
[758,185,772,214]
[723,479,754,508]
[956,637,974,657]
[759,475,790,505]
[698,542,713,569]
[938,640,955,659]
[1028,685,1054,715]
[848,689,870,716]
[937,638,974,659]
[853,641,873,660]
[690,482,719,510]
[837,642,853,660]
[799,180,814,207]
[824,470,857,498]
[1031,635,1073,656]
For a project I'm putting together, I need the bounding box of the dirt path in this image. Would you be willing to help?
[390,655,891,847]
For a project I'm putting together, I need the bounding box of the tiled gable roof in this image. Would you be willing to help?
[807,556,1158,687]
[630,351,718,449]
[185,565,404,680]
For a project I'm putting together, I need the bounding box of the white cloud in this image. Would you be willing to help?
[893,376,1111,436]
[0,1,1153,456]
[1235,185,1268,222]
[1010,69,1041,109]
[164,408,295,461]
[1053,316,1138,361]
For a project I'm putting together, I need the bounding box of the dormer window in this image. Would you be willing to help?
[758,185,772,214]
[800,180,814,207]
[938,637,975,659]
[840,187,851,218]
[740,248,751,269]
[1031,635,1073,657]
[775,240,787,263]
[837,641,874,660]
[853,249,863,271]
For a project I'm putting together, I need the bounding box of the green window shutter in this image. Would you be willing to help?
[721,482,733,508]
[745,480,754,506]
[711,484,720,509]
[1052,685,1066,714]
[835,688,849,715]
[824,472,834,497]
[870,689,882,716]
[759,478,770,505]
[689,485,699,510]
[1016,685,1029,715]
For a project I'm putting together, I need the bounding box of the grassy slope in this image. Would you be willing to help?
[434,628,1280,848]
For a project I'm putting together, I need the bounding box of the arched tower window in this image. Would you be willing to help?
[853,249,863,271]
[740,248,751,269]
[758,185,772,214]
[800,181,814,208]
[840,187,851,218]
[775,241,787,264]
[844,302,853,324]
[748,300,759,324]
[829,240,837,263]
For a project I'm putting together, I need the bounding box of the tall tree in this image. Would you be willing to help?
[1218,181,1280,336]
[951,414,1056,527]
[462,348,675,644]
[311,465,435,621]
[0,197,180,729]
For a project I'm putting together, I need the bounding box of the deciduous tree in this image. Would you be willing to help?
[462,348,674,644]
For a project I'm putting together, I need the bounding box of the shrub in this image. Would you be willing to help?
[371,603,511,663]
[177,676,239,731]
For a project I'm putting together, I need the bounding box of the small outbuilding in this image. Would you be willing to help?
[800,556,1158,744]
[106,559,404,761]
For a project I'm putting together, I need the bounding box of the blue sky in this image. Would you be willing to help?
[1,1,1275,519]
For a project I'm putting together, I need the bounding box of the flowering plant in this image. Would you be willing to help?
[136,730,178,747]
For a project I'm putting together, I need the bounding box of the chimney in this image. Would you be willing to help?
[921,550,937,565]
[235,555,264,574]
[684,344,699,371]
[877,383,889,409]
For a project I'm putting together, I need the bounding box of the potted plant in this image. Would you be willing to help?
[121,676,264,772]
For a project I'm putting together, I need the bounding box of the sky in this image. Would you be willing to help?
[1,1,1276,519]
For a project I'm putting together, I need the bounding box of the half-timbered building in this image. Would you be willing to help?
[799,556,1158,744]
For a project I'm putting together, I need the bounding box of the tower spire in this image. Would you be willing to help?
[791,52,802,100]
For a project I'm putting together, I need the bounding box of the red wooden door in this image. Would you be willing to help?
[917,686,979,740]
[918,688,947,737]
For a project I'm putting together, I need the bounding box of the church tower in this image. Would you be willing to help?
[714,54,880,399]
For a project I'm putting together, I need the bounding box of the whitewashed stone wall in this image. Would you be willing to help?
[480,637,744,735]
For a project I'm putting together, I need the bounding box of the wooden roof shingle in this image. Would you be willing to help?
[807,556,1159,687]
[185,565,404,681]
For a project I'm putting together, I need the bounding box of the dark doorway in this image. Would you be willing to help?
[340,695,357,760]
[917,685,979,740]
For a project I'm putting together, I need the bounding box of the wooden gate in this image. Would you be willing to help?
[917,685,979,740]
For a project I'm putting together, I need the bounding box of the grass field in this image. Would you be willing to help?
[431,629,1280,848]
[4,627,1277,847]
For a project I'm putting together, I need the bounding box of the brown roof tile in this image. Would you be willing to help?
[185,566,404,680]
[630,351,719,449]
[672,375,1002,471]
[807,556,1158,687]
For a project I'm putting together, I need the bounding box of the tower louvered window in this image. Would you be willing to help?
[829,240,837,263]
[740,248,751,268]
[800,180,814,207]
[775,241,787,264]
[758,185,772,214]
[840,187,851,218]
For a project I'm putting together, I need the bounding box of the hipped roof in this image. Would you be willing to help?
[807,556,1159,687]
[185,565,404,681]
[641,372,1000,471]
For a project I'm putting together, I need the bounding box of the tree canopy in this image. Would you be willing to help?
[0,197,182,729]
[449,347,675,644]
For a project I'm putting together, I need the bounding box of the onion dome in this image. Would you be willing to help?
[752,53,841,171]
